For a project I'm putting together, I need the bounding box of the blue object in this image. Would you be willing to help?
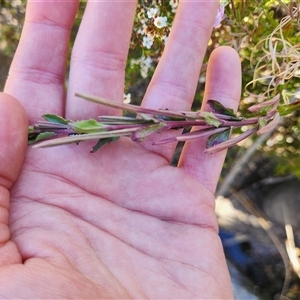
[219,229,251,269]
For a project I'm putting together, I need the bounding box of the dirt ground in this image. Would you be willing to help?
[217,176,300,299]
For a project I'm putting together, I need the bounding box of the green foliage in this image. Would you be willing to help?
[91,137,119,153]
[0,0,25,56]
[71,119,108,134]
[43,114,70,125]
[28,132,55,144]
[213,0,300,177]
[278,100,300,116]
[202,112,222,127]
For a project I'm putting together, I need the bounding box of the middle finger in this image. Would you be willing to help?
[66,0,137,120]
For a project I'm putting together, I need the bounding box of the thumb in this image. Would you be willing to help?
[0,93,28,189]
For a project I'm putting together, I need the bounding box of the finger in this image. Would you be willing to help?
[0,93,28,189]
[4,0,79,123]
[66,0,137,120]
[178,46,242,193]
[140,1,219,160]
[0,93,27,266]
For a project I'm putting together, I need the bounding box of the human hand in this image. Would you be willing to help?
[0,1,241,299]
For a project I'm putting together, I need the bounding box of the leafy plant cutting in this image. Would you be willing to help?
[28,93,296,154]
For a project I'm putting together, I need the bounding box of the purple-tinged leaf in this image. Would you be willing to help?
[206,129,231,148]
[32,127,140,148]
[207,100,237,118]
[98,115,156,125]
[247,94,280,113]
[177,127,229,142]
[152,136,177,145]
[153,127,229,145]
[205,127,258,154]
[163,120,208,128]
[76,93,199,120]
[34,121,70,130]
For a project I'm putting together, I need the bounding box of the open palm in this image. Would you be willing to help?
[0,1,241,299]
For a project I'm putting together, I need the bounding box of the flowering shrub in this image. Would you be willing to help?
[0,0,24,55]
[126,0,300,177]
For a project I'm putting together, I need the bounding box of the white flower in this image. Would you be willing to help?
[154,16,168,29]
[147,8,157,19]
[130,55,153,79]
[140,56,153,78]
[141,67,148,79]
[142,35,154,49]
[130,58,140,68]
[169,0,178,12]
[199,75,206,83]
[142,56,153,68]
[11,0,22,7]
[137,22,147,35]
[123,93,131,104]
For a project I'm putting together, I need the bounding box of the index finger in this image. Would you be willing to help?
[4,0,79,123]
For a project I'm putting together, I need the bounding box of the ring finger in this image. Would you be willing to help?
[141,0,219,160]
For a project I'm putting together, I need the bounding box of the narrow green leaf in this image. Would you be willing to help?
[71,119,108,133]
[277,101,300,116]
[139,113,158,122]
[36,132,56,141]
[91,137,119,153]
[202,112,222,127]
[258,118,266,127]
[43,114,70,125]
[28,134,38,145]
[133,123,165,141]
[29,131,56,144]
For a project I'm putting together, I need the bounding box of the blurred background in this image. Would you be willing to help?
[1,0,300,298]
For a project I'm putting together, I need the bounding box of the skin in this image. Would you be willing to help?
[0,1,241,299]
